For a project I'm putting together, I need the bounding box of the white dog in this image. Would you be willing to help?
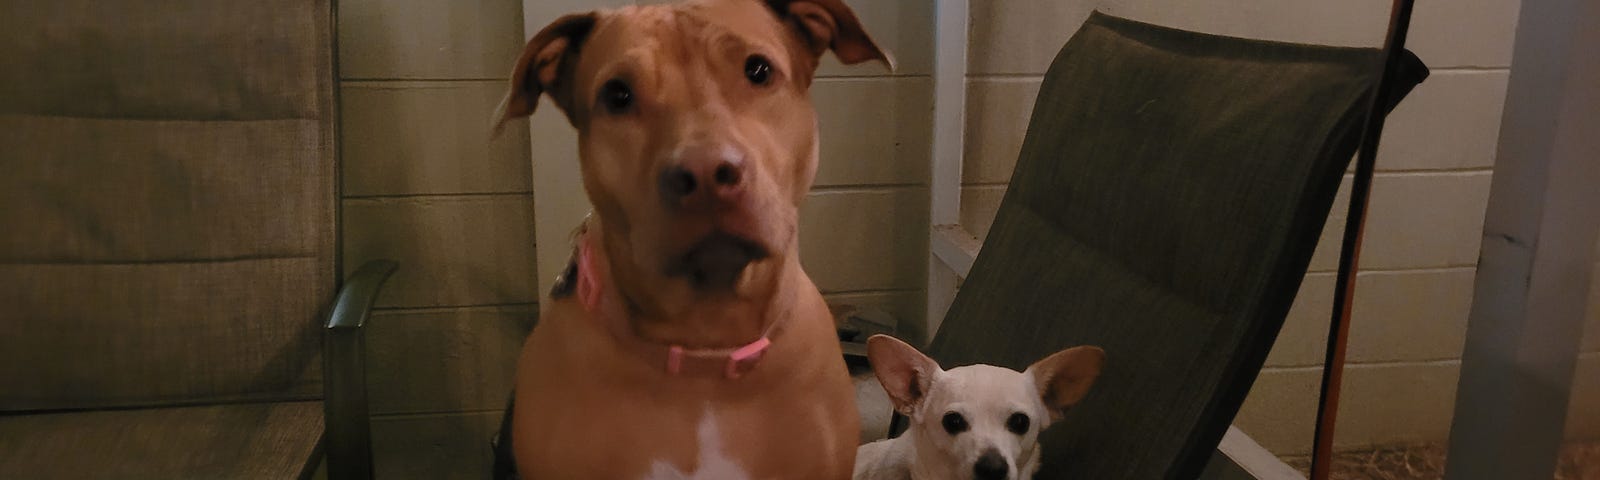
[853,335,1105,480]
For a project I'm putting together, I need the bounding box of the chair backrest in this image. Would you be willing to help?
[0,0,338,411]
[926,12,1426,479]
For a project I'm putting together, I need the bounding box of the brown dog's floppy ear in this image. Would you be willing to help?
[767,0,894,71]
[1025,346,1105,422]
[866,334,940,416]
[493,12,597,136]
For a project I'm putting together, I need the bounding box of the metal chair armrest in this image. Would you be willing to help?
[322,260,398,480]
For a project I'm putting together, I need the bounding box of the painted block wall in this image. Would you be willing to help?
[337,0,932,476]
[337,1,536,477]
[961,0,1599,456]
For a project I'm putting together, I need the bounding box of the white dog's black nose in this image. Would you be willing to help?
[973,449,1009,480]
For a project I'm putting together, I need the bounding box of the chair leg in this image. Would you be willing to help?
[492,393,519,480]
[887,412,908,439]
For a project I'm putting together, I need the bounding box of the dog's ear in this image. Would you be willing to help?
[866,334,939,416]
[765,0,894,71]
[493,12,598,136]
[1025,346,1105,422]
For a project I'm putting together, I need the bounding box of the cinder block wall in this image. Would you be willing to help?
[337,1,933,476]
[963,0,1600,456]
[336,0,537,477]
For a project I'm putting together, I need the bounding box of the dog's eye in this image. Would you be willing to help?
[599,79,633,113]
[744,55,773,86]
[1006,413,1030,435]
[941,412,969,435]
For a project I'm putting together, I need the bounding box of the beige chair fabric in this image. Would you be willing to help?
[0,401,326,479]
[0,0,336,411]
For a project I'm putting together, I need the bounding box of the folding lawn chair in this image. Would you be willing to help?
[899,8,1427,479]
[0,2,395,478]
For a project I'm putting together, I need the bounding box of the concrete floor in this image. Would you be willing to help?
[1281,441,1600,479]
[852,365,895,444]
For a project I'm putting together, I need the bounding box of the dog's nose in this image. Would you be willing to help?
[973,450,1009,480]
[658,147,744,208]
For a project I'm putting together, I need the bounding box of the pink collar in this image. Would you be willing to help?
[574,231,775,379]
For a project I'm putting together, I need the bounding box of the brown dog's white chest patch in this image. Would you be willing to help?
[643,406,749,480]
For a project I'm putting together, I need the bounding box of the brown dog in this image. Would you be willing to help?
[493,0,891,478]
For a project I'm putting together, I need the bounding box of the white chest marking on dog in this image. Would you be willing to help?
[643,406,749,480]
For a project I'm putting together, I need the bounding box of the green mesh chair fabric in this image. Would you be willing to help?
[925,12,1427,479]
[0,0,337,411]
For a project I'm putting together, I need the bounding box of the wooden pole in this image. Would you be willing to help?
[1309,1,1416,478]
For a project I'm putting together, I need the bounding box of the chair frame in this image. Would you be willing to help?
[1310,1,1416,478]
[322,259,398,480]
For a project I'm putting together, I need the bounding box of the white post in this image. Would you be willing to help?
[521,1,630,297]
[1444,0,1600,478]
[924,0,971,345]
[525,109,588,298]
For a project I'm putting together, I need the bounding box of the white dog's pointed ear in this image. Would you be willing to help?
[866,334,940,415]
[1026,346,1105,421]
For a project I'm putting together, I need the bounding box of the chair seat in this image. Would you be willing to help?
[0,401,324,479]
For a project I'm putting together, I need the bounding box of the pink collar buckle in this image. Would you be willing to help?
[723,336,771,379]
[662,336,772,379]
